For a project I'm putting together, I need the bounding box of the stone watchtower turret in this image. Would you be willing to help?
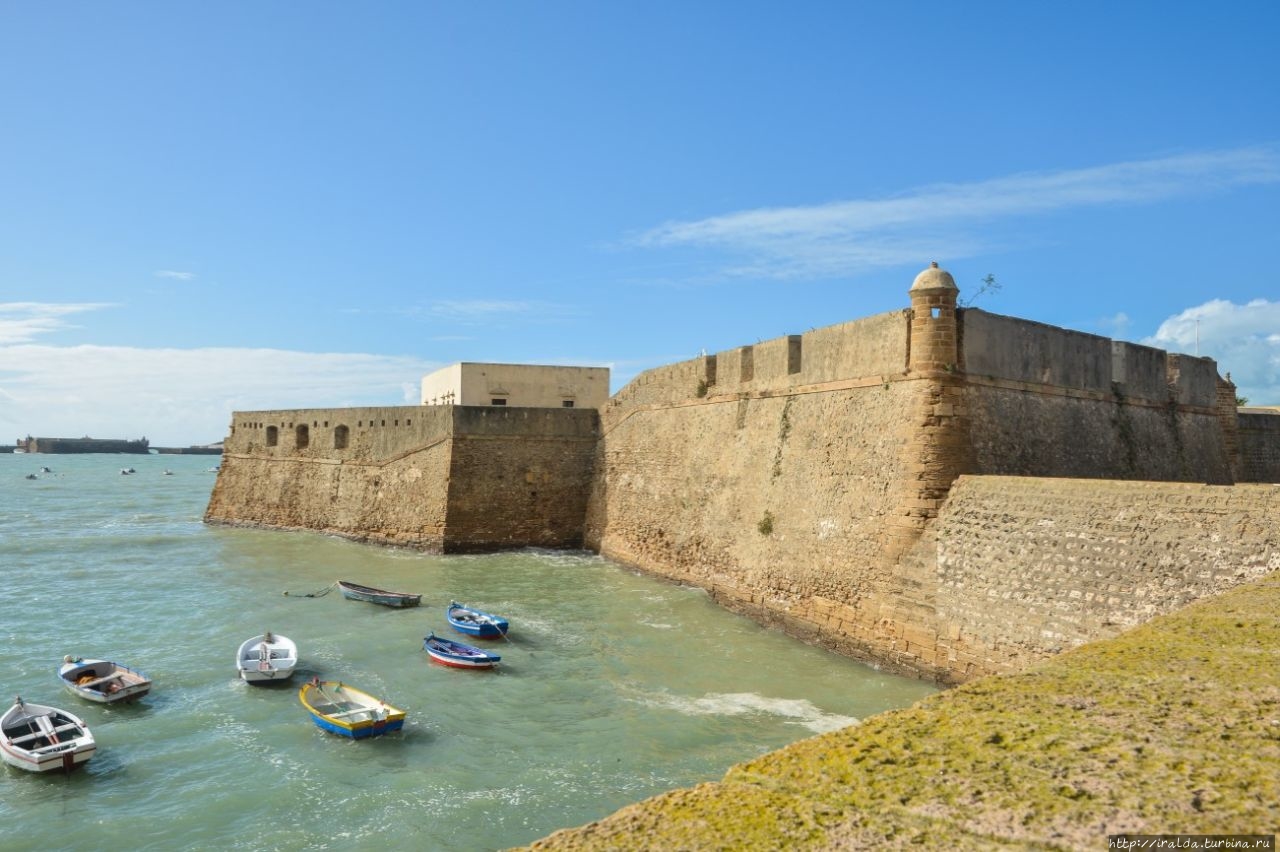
[886,262,974,557]
[908,261,960,372]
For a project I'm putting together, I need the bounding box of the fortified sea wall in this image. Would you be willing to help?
[583,266,1275,681]
[205,404,597,551]
[205,264,1280,683]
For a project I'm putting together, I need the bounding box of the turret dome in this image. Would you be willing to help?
[910,261,958,293]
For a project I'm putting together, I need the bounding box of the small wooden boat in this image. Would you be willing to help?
[338,580,421,608]
[298,678,405,739]
[58,656,152,704]
[1,697,96,773]
[236,632,298,683]
[446,601,509,638]
[423,633,501,669]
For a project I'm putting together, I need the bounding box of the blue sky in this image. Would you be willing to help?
[2,2,1278,445]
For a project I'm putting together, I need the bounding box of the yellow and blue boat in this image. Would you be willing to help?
[298,678,405,739]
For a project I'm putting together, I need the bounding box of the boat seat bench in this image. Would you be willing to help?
[327,708,375,720]
[8,722,83,745]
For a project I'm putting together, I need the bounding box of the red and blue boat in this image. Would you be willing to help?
[423,633,501,669]
[446,601,509,639]
[298,678,405,739]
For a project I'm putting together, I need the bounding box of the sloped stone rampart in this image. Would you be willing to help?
[932,476,1280,678]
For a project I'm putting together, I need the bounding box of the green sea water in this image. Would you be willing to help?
[0,453,937,851]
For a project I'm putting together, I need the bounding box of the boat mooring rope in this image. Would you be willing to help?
[283,581,337,598]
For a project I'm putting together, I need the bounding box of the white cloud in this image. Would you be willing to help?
[634,146,1280,279]
[0,344,440,446]
[155,270,195,280]
[1144,298,1280,405]
[1096,312,1132,339]
[0,302,115,345]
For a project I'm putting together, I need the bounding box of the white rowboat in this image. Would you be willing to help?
[236,632,298,683]
[0,697,96,773]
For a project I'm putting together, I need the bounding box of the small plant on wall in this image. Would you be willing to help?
[757,511,774,536]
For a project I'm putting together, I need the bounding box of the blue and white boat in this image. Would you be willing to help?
[298,679,404,739]
[446,601,509,638]
[423,633,500,669]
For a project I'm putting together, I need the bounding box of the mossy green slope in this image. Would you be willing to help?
[524,571,1280,850]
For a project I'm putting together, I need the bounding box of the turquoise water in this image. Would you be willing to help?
[0,453,937,851]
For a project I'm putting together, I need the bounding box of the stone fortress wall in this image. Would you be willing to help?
[205,263,1280,683]
[1238,408,1280,482]
[206,404,597,551]
[583,264,1278,681]
[959,311,1232,482]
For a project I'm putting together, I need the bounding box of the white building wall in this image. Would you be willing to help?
[421,363,610,409]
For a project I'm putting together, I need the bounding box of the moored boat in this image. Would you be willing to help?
[298,678,405,739]
[423,633,501,669]
[0,697,96,773]
[58,656,152,703]
[337,580,421,608]
[236,632,298,683]
[446,601,509,638]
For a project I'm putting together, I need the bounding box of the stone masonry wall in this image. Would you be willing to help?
[585,302,1264,682]
[444,406,598,551]
[928,476,1280,678]
[206,404,597,551]
[603,309,910,413]
[584,303,943,678]
[1239,410,1280,482]
[207,405,455,548]
[965,383,1232,482]
[586,377,940,675]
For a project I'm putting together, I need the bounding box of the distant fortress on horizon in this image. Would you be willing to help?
[206,261,1280,684]
[7,436,222,455]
